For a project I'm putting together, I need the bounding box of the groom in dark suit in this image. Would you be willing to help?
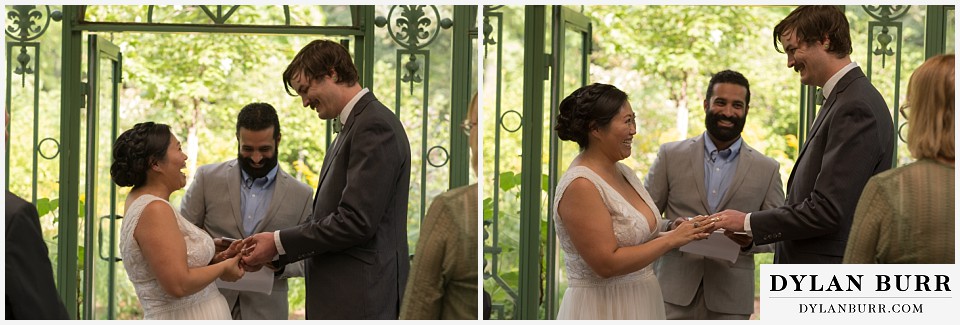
[242,39,412,319]
[714,6,894,263]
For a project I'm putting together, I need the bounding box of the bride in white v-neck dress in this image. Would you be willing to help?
[111,122,246,319]
[552,84,717,319]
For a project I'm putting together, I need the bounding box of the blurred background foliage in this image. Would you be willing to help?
[482,5,937,319]
[6,4,463,319]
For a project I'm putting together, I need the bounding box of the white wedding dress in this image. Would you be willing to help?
[553,163,668,319]
[120,194,231,319]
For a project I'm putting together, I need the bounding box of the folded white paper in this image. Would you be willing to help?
[679,230,740,264]
[215,268,273,294]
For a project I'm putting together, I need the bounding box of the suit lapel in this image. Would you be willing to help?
[256,168,288,233]
[796,67,863,164]
[717,142,753,209]
[315,92,377,197]
[226,160,245,235]
[690,135,711,213]
[789,68,864,193]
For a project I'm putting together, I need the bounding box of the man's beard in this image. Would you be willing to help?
[238,149,278,179]
[705,112,745,142]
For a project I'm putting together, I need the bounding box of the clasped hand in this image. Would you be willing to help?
[214,237,276,275]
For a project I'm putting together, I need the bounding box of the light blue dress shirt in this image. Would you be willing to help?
[703,133,742,214]
[240,165,279,237]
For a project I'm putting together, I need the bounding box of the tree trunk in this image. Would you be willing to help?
[676,74,690,139]
[185,97,202,187]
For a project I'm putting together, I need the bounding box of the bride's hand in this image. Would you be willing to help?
[219,254,245,282]
[211,238,245,264]
[666,215,718,248]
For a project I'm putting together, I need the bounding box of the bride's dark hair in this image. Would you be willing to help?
[555,83,628,150]
[111,122,172,188]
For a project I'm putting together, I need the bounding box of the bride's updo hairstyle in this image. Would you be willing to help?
[555,83,628,150]
[111,122,172,188]
[554,83,627,150]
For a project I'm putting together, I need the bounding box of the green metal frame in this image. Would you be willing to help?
[517,5,547,320]
[924,5,955,59]
[544,6,591,319]
[483,5,592,320]
[486,4,954,320]
[3,4,474,319]
[83,33,121,319]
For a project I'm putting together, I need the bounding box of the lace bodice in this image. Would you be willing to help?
[553,163,665,284]
[119,194,221,318]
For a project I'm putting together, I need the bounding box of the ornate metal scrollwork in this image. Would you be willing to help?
[863,5,910,69]
[5,5,62,87]
[482,6,503,59]
[863,5,911,22]
[375,5,452,95]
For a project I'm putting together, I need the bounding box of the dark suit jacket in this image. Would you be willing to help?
[5,191,70,319]
[750,67,894,263]
[277,92,411,319]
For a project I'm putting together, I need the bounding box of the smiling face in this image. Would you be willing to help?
[237,126,279,179]
[289,71,342,120]
[704,82,748,144]
[594,101,637,161]
[779,28,832,87]
[155,133,188,190]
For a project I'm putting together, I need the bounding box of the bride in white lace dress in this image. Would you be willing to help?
[553,84,718,319]
[111,122,246,319]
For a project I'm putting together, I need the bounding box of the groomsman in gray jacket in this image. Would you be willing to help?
[645,70,784,320]
[181,102,314,319]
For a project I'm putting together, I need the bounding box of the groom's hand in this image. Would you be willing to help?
[242,232,278,266]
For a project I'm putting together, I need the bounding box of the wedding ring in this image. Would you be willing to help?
[693,222,701,228]
[711,217,720,223]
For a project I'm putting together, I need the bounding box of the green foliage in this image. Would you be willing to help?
[9,4,465,320]
[484,5,940,320]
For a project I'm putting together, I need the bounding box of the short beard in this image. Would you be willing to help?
[705,112,745,143]
[238,149,278,179]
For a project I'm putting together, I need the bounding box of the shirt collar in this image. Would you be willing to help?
[703,132,743,161]
[339,88,369,126]
[240,164,279,187]
[822,62,858,100]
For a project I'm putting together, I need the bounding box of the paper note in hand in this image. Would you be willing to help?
[216,268,273,294]
[679,230,740,264]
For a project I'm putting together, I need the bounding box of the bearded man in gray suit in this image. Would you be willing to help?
[181,102,314,319]
[714,6,894,264]
[243,39,411,320]
[645,70,784,320]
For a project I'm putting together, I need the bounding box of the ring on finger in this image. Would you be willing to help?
[693,222,701,228]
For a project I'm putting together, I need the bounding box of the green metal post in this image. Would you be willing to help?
[356,5,375,90]
[519,5,546,320]
[58,5,82,319]
[925,6,946,59]
[449,5,475,189]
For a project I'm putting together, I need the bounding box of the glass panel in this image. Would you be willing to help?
[91,53,117,319]
[288,5,354,26]
[483,5,525,319]
[551,25,587,310]
[847,5,927,166]
[371,5,457,253]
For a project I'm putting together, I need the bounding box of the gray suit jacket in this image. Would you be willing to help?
[180,159,313,319]
[750,67,894,263]
[645,135,784,315]
[277,92,411,320]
